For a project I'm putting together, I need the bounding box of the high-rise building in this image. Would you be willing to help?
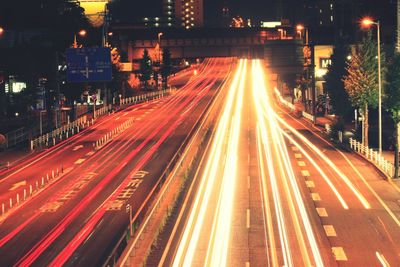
[163,0,176,27]
[303,0,334,27]
[175,0,204,29]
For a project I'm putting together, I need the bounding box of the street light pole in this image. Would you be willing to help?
[362,18,383,153]
[377,21,382,154]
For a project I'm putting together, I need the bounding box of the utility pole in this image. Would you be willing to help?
[310,42,316,124]
[397,0,400,52]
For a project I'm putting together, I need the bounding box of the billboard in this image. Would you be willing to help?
[66,47,112,83]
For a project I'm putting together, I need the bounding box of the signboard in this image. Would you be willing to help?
[319,57,332,69]
[66,47,112,83]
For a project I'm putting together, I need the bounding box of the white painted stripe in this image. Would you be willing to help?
[316,207,328,217]
[294,153,302,159]
[74,158,85,164]
[323,225,337,237]
[298,161,306,167]
[86,151,95,156]
[246,209,250,228]
[245,262,250,267]
[305,180,315,188]
[247,175,250,189]
[332,247,347,261]
[291,146,299,151]
[311,193,321,201]
[301,170,310,177]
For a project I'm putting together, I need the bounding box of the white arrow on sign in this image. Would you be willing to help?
[10,180,27,191]
[73,145,84,151]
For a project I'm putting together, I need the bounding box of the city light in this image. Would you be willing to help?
[78,29,87,37]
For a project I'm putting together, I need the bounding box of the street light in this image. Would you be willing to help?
[0,27,4,35]
[158,32,163,62]
[296,24,309,45]
[72,29,87,48]
[362,17,382,153]
[297,24,315,123]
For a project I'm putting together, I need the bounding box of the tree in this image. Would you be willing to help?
[139,49,152,90]
[161,48,172,89]
[385,53,400,177]
[324,40,352,122]
[343,33,384,146]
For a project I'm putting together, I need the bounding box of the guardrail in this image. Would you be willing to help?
[349,138,394,178]
[93,118,134,150]
[119,88,173,107]
[30,115,89,150]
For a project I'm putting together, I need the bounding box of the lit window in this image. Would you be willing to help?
[330,16,333,22]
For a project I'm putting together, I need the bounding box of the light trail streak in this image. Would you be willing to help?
[173,60,245,267]
[205,58,245,267]
[48,60,228,266]
[15,59,224,266]
[280,130,349,209]
[253,60,323,267]
[252,60,293,267]
[376,251,390,267]
[273,112,371,209]
[255,124,284,267]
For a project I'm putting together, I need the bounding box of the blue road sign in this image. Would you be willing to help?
[66,47,112,83]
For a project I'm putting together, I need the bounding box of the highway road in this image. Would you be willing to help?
[0,58,233,266]
[160,59,400,267]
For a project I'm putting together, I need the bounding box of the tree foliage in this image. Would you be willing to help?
[343,32,385,146]
[385,52,400,177]
[324,40,352,120]
[385,53,400,122]
[139,49,153,88]
[161,48,172,89]
[343,33,382,110]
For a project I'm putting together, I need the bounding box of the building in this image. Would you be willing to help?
[163,0,176,27]
[175,0,204,29]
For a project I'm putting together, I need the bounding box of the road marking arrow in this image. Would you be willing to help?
[73,145,84,151]
[10,180,26,191]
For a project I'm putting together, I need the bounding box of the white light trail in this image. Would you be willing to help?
[253,60,324,267]
[173,59,246,267]
[273,112,370,209]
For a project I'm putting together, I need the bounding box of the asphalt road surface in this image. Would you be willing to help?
[161,59,400,267]
[0,58,233,266]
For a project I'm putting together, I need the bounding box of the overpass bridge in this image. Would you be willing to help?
[111,27,304,76]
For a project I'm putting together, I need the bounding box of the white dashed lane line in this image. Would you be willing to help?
[332,247,348,261]
[246,209,250,229]
[305,180,315,188]
[74,158,85,164]
[311,193,321,201]
[301,170,310,177]
[294,153,302,159]
[323,225,337,237]
[86,151,95,156]
[316,207,328,217]
[298,161,306,167]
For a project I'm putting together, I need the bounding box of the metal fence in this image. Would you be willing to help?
[30,115,89,150]
[119,88,173,107]
[0,128,27,150]
[349,138,394,178]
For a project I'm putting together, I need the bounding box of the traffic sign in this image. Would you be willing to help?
[66,47,112,83]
